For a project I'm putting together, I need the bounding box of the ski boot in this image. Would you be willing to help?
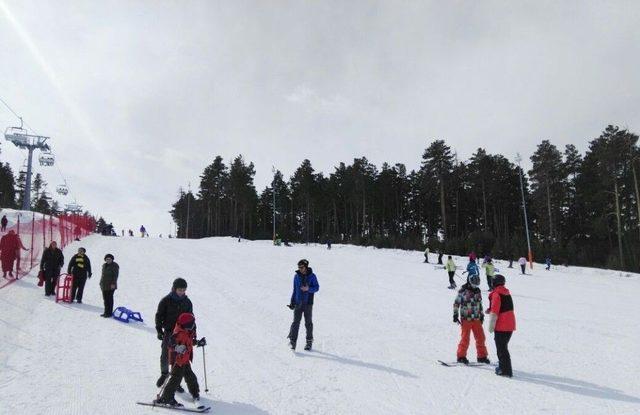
[495,366,512,378]
[176,385,185,393]
[457,356,469,364]
[154,397,183,407]
[304,341,312,351]
[477,357,491,364]
[289,339,296,350]
[156,372,168,387]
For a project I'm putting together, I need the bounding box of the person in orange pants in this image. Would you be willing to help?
[453,274,490,364]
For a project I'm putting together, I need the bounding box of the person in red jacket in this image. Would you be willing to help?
[487,274,516,377]
[155,312,207,408]
[0,230,28,278]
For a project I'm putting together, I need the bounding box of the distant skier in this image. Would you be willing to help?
[153,312,206,408]
[287,259,320,351]
[545,256,551,271]
[140,225,146,238]
[1,215,7,232]
[508,258,514,268]
[1,230,28,279]
[423,247,430,263]
[518,256,527,275]
[445,255,457,289]
[483,258,495,291]
[437,250,444,265]
[129,229,134,237]
[487,274,516,377]
[327,238,332,250]
[453,274,490,365]
[40,241,64,296]
[462,256,479,282]
[99,254,119,317]
[155,278,193,392]
[67,247,92,303]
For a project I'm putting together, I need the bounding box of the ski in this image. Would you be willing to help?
[137,402,211,413]
[437,360,488,367]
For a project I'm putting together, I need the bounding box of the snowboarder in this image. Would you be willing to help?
[487,274,516,377]
[423,247,430,263]
[99,254,119,317]
[518,256,527,275]
[483,258,496,291]
[140,225,146,238]
[67,247,92,303]
[155,278,193,392]
[1,215,7,232]
[453,274,489,364]
[545,256,551,271]
[287,259,319,351]
[445,256,457,289]
[1,230,28,278]
[40,241,64,296]
[153,312,206,408]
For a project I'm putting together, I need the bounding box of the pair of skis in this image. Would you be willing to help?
[437,360,495,367]
[136,401,211,413]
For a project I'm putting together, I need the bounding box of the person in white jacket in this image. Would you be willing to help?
[518,257,527,275]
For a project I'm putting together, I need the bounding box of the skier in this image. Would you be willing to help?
[287,259,319,351]
[67,247,92,303]
[483,258,496,291]
[518,256,527,275]
[437,250,444,265]
[423,247,430,263]
[1,230,28,278]
[0,215,7,232]
[445,255,457,289]
[462,256,480,282]
[487,274,516,377]
[545,256,551,271]
[155,278,193,393]
[140,225,146,238]
[153,312,206,408]
[40,241,64,296]
[327,237,332,250]
[453,274,490,364]
[99,254,119,317]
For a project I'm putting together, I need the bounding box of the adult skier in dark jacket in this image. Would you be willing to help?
[287,259,320,351]
[99,254,119,317]
[155,278,193,390]
[40,241,64,296]
[67,247,92,303]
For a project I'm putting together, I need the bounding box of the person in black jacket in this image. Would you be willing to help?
[40,241,64,296]
[67,247,92,303]
[155,278,193,390]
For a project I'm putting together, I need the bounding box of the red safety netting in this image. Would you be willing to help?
[0,211,95,290]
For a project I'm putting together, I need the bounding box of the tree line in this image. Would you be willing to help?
[171,125,640,272]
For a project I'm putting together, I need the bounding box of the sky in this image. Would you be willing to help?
[0,0,638,236]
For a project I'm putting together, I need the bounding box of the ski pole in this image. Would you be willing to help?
[202,344,209,393]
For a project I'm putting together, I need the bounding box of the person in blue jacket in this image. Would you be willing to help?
[287,259,320,351]
[462,256,480,280]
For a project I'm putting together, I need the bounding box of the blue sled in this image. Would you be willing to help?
[113,306,144,323]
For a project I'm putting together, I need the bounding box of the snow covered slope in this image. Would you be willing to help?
[1,236,639,414]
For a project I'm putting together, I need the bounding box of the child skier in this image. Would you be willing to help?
[483,258,495,291]
[487,274,516,377]
[462,256,479,281]
[154,312,207,408]
[445,256,457,289]
[453,274,490,364]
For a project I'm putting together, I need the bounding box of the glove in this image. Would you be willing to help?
[174,344,187,354]
[196,337,207,347]
[453,315,459,324]
[157,330,164,341]
[487,313,497,333]
[480,314,484,323]
[287,304,295,310]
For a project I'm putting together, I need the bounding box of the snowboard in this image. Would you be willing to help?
[137,402,211,413]
[437,360,491,367]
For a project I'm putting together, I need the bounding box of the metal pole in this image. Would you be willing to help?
[186,183,191,239]
[516,154,533,268]
[22,146,34,211]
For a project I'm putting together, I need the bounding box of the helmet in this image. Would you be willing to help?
[467,274,480,288]
[297,259,309,268]
[177,312,195,330]
[493,274,506,286]
[172,278,188,290]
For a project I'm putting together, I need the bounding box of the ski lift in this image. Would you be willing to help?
[65,202,83,213]
[39,151,55,167]
[56,183,69,195]
[5,118,30,147]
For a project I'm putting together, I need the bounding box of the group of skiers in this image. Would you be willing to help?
[443,252,516,378]
[38,242,119,317]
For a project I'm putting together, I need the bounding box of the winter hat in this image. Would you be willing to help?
[177,312,195,330]
[297,259,309,268]
[172,278,188,290]
[467,274,480,288]
[104,253,114,261]
[493,274,506,286]
[79,247,86,253]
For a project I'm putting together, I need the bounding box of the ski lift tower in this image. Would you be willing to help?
[4,118,52,210]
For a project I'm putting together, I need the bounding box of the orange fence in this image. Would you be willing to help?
[0,212,95,289]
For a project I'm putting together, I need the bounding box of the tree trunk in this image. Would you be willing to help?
[482,179,487,231]
[439,177,447,239]
[546,178,553,240]
[614,181,625,270]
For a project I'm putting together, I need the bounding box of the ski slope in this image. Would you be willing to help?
[1,235,639,414]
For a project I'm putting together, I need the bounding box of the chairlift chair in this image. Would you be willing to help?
[5,125,30,147]
[56,184,69,195]
[39,152,55,167]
